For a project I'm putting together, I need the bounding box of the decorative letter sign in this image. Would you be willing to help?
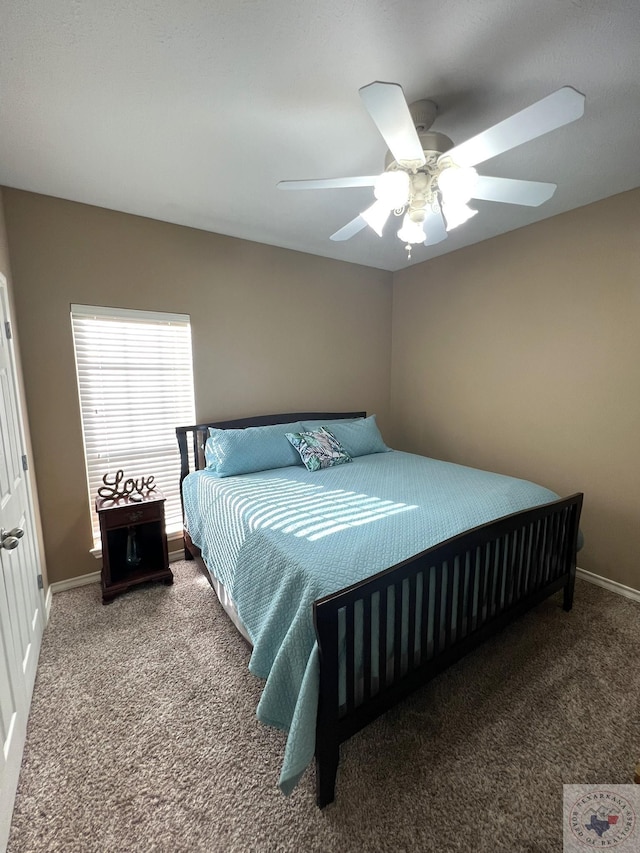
[98,470,157,502]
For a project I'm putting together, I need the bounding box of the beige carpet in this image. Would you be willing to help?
[7,560,640,853]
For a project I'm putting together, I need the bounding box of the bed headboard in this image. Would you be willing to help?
[176,411,366,487]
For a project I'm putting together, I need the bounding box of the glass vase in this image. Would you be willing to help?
[125,527,142,568]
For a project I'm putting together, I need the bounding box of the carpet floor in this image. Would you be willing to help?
[7,560,640,853]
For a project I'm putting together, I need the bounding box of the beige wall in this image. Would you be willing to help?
[0,189,49,587]
[391,188,640,590]
[3,189,393,584]
[5,185,639,592]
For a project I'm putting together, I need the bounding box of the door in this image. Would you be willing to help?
[0,273,45,851]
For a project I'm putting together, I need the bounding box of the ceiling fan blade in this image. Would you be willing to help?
[329,215,368,242]
[359,81,426,167]
[422,205,447,246]
[278,176,377,190]
[443,86,585,168]
[472,176,557,206]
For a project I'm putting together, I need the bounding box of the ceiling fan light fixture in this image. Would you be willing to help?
[441,201,478,231]
[361,199,392,236]
[437,163,479,204]
[373,170,411,209]
[397,213,426,245]
[280,83,585,260]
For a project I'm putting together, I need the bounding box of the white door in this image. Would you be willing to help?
[0,273,45,851]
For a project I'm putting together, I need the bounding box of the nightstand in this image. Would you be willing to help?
[96,491,172,604]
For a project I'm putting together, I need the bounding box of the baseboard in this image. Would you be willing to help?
[49,550,186,595]
[576,566,640,604]
[49,571,101,595]
[45,585,53,622]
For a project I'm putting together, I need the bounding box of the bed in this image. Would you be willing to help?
[176,412,583,807]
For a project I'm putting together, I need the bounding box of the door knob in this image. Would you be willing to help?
[1,527,24,540]
[1,528,24,550]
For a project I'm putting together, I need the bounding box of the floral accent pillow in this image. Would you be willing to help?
[285,427,352,472]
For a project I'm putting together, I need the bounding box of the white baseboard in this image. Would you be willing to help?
[576,566,640,604]
[49,550,186,595]
[49,571,101,595]
[45,585,53,622]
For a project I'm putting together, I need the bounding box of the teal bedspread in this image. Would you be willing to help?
[182,451,560,794]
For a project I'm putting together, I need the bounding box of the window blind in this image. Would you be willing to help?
[71,305,196,549]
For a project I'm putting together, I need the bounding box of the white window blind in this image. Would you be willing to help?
[71,305,196,549]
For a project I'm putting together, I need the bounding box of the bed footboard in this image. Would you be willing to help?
[313,492,583,807]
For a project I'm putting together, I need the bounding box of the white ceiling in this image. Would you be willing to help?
[1,1,639,272]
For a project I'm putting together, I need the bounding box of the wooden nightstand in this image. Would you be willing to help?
[96,491,173,604]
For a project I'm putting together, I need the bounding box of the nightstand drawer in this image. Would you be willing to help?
[99,499,164,530]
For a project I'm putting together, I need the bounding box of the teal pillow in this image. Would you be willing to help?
[303,414,390,458]
[205,421,304,476]
[300,417,363,430]
[285,428,352,472]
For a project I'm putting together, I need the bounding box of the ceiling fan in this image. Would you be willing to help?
[278,82,585,259]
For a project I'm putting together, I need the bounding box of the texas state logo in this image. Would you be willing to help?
[564,785,639,851]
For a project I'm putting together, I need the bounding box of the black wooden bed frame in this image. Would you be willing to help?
[176,412,583,808]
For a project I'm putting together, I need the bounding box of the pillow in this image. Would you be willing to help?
[300,417,363,430]
[285,427,352,472]
[204,421,304,477]
[302,414,390,458]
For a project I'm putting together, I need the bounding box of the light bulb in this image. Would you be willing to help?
[361,199,392,237]
[438,164,478,204]
[441,201,478,231]
[397,213,425,244]
[374,170,410,209]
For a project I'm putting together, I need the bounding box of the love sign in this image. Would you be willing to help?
[98,470,157,502]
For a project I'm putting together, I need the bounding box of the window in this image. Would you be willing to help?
[71,305,196,550]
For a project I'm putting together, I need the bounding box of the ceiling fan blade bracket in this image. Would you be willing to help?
[396,159,426,172]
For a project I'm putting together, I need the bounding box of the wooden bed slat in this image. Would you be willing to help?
[433,562,443,658]
[362,594,372,705]
[419,571,428,668]
[345,602,355,713]
[407,573,417,671]
[393,582,403,683]
[466,549,477,637]
[378,587,388,692]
